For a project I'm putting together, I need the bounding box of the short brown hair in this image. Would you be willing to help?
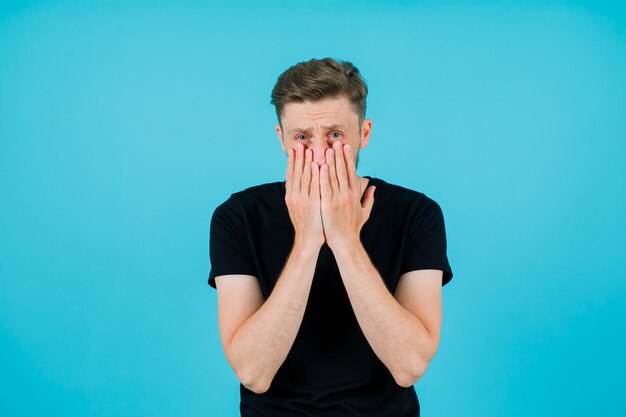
[270,57,368,126]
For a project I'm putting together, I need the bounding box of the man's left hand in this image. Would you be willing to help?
[319,141,376,250]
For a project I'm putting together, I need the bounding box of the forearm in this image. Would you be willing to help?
[228,240,320,393]
[332,241,437,387]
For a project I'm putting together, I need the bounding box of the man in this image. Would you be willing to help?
[208,57,453,417]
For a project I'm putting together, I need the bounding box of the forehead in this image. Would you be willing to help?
[281,96,359,128]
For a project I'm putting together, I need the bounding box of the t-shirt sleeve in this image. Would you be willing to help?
[400,196,454,286]
[207,196,257,289]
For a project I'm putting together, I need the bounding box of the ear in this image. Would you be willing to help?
[360,119,372,149]
[275,123,285,152]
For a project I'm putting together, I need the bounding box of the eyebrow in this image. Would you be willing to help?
[289,124,347,134]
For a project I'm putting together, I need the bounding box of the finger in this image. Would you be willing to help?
[302,148,312,195]
[310,161,320,199]
[285,148,294,193]
[333,141,348,192]
[326,148,339,194]
[362,186,376,219]
[293,143,304,192]
[344,144,360,191]
[320,163,332,201]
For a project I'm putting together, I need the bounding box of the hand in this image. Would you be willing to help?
[319,141,376,250]
[284,142,325,248]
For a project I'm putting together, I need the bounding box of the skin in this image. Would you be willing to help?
[275,95,374,249]
[215,95,443,394]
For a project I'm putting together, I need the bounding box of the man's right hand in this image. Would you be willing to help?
[219,143,325,394]
[285,143,325,248]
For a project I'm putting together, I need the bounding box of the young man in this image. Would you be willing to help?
[208,58,454,417]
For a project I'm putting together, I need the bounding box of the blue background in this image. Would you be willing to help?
[1,1,625,416]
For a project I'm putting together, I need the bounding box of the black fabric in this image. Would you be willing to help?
[208,176,453,417]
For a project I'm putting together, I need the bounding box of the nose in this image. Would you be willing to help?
[309,138,332,166]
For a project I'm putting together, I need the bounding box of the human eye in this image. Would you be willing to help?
[329,131,343,139]
[295,134,308,141]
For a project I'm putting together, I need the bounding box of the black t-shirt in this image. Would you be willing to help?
[208,176,453,417]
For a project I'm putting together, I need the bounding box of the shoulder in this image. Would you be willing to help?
[213,181,284,218]
[232,181,283,202]
[372,177,442,214]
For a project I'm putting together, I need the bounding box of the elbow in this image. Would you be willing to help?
[236,367,272,395]
[394,335,440,387]
[393,358,430,388]
[244,380,271,395]
[226,343,273,394]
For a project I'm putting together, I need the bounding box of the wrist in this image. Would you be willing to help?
[327,235,362,255]
[293,235,324,253]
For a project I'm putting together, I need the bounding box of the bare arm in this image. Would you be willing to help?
[332,241,443,387]
[217,239,321,394]
[217,142,325,394]
[318,141,442,386]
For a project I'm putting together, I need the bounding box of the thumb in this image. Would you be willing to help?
[362,185,376,213]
